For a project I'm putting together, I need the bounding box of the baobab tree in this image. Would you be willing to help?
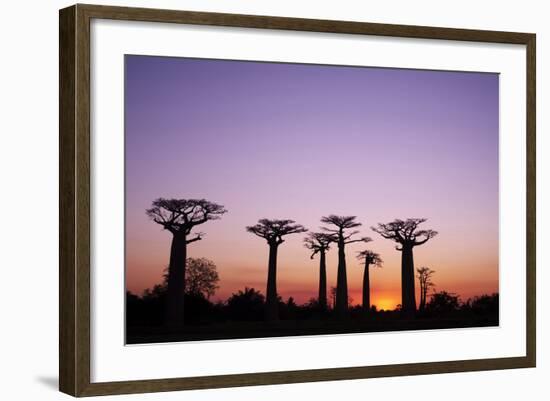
[146,198,227,327]
[304,232,336,311]
[417,266,436,311]
[372,218,438,317]
[246,219,307,321]
[321,215,371,317]
[356,250,383,313]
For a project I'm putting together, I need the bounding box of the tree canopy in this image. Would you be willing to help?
[303,232,336,259]
[185,258,220,299]
[146,198,227,240]
[160,257,220,299]
[357,250,383,267]
[426,291,460,314]
[417,267,436,291]
[246,218,307,245]
[371,218,437,248]
[321,215,371,244]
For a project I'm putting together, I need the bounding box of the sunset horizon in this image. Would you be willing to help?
[126,209,498,310]
[125,54,499,340]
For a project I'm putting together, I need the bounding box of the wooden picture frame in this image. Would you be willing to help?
[59,3,536,397]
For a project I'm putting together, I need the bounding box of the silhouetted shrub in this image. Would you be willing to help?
[462,293,499,316]
[425,291,460,316]
[225,287,265,321]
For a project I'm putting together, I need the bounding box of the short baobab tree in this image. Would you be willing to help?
[304,232,337,311]
[146,198,227,327]
[321,215,371,316]
[372,218,438,317]
[246,219,307,321]
[356,250,383,313]
[417,266,436,311]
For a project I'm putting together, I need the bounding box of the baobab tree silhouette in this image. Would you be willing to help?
[321,215,371,317]
[246,219,307,321]
[356,250,383,313]
[304,232,337,312]
[372,218,437,317]
[146,198,227,327]
[417,266,436,311]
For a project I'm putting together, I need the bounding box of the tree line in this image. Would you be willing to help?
[128,277,498,329]
[145,197,451,327]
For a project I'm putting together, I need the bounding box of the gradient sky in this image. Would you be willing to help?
[125,55,499,310]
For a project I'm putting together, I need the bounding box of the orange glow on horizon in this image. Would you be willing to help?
[373,298,399,310]
[372,298,400,311]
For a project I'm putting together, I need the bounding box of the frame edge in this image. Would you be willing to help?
[74,3,534,43]
[59,3,537,396]
[59,4,77,397]
[60,4,93,397]
[525,33,536,368]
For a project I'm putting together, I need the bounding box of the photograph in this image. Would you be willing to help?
[124,55,500,344]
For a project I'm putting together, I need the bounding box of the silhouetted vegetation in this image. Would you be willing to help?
[372,218,438,317]
[127,283,499,343]
[417,266,436,311]
[304,232,336,312]
[146,198,226,328]
[357,250,383,313]
[184,257,220,299]
[226,287,265,321]
[321,215,370,317]
[128,204,498,344]
[246,219,307,321]
[425,291,460,315]
[462,293,499,316]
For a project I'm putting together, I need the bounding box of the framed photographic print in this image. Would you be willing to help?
[59,4,536,397]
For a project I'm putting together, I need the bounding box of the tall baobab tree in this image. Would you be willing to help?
[146,198,227,328]
[417,266,436,311]
[321,215,371,317]
[304,232,336,311]
[246,219,307,321]
[372,218,438,317]
[356,250,383,313]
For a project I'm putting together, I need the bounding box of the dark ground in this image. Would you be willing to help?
[126,314,498,344]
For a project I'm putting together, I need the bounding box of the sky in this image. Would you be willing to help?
[124,55,499,310]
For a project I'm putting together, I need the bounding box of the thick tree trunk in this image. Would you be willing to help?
[362,261,371,313]
[265,243,279,321]
[335,237,348,317]
[318,250,327,311]
[401,244,416,317]
[165,234,187,328]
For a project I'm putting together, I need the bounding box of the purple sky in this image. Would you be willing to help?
[125,55,499,308]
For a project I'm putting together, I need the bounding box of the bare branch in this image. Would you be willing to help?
[344,236,372,245]
[414,229,438,245]
[186,232,204,244]
[321,215,362,230]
